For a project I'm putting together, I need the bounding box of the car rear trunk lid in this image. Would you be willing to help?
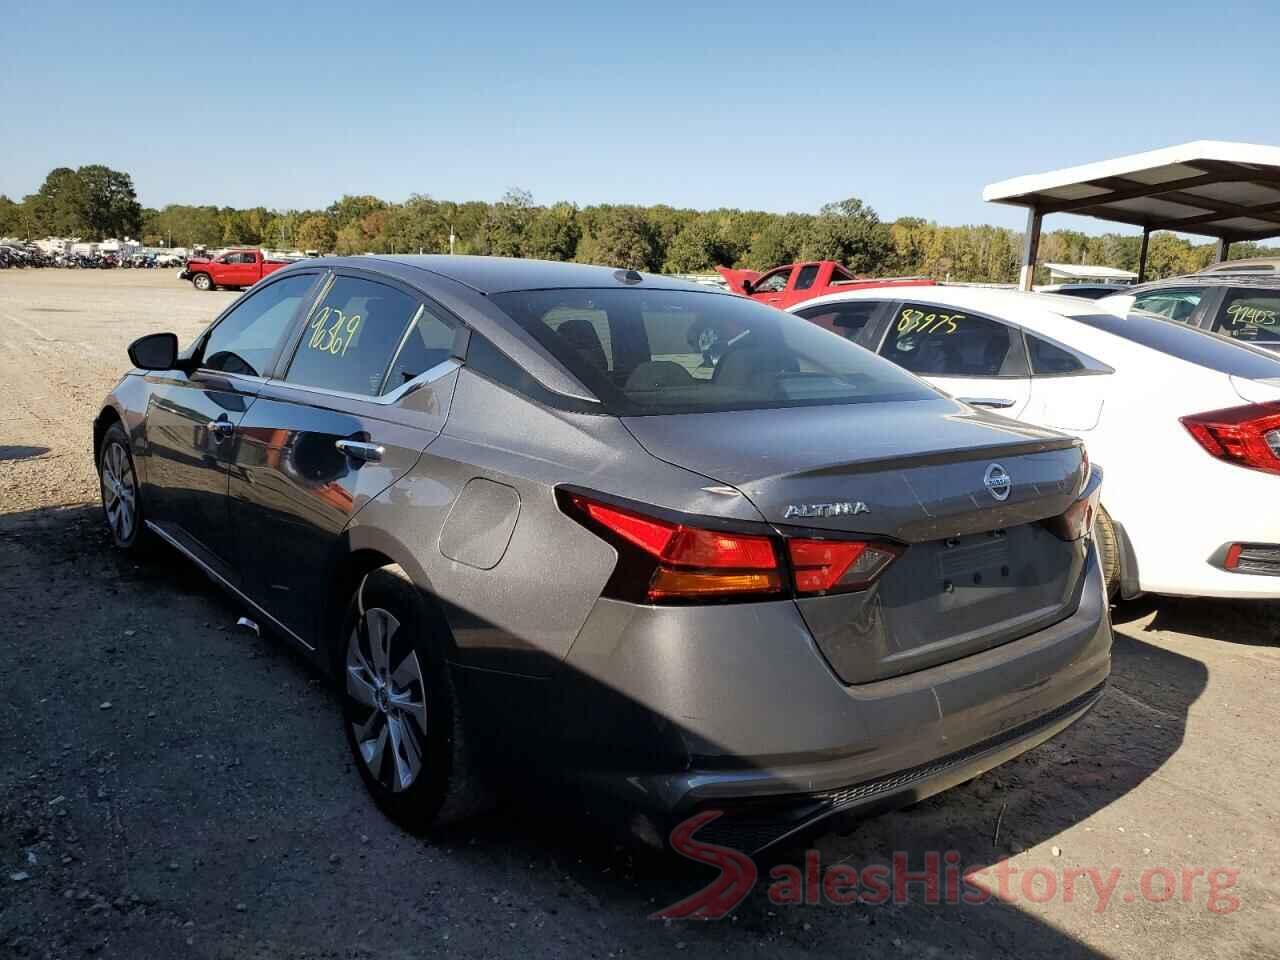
[623,399,1089,682]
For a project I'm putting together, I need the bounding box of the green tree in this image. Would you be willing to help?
[524,202,580,261]
[29,167,86,236]
[744,214,807,270]
[296,215,337,253]
[800,197,892,273]
[663,217,728,272]
[477,188,535,257]
[0,195,22,237]
[76,165,143,239]
[579,206,658,270]
[327,194,388,229]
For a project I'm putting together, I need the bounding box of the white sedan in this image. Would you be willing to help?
[789,286,1280,600]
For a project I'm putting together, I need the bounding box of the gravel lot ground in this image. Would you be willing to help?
[1,269,1278,959]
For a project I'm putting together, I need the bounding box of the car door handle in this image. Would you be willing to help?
[959,397,1017,409]
[335,439,384,463]
[206,420,235,441]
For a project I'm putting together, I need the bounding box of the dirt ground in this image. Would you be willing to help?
[1,269,1277,959]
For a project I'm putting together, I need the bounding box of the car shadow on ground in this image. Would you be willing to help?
[0,445,50,461]
[1113,595,1279,647]
[0,502,1210,959]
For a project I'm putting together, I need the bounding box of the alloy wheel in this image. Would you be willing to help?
[346,607,429,793]
[101,441,137,543]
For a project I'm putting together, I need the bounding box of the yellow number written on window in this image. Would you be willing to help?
[1227,302,1279,327]
[307,306,363,357]
[897,308,962,336]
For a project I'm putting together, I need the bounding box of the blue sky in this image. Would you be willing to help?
[5,0,1280,235]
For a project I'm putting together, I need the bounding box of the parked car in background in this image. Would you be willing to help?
[1097,275,1280,354]
[1035,283,1134,300]
[717,260,935,310]
[1196,256,1280,276]
[94,255,1107,851]
[180,248,295,291]
[791,286,1280,602]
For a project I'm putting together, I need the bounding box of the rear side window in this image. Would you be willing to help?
[201,273,315,377]
[490,288,933,415]
[1131,288,1203,324]
[285,276,421,396]
[1075,312,1280,379]
[1211,290,1280,347]
[1027,334,1084,375]
[878,302,1021,378]
[794,301,879,341]
[382,304,460,393]
[794,264,820,290]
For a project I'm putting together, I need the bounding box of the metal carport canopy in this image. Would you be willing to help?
[983,140,1280,289]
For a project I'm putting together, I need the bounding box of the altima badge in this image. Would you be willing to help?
[984,463,1012,502]
[784,501,870,519]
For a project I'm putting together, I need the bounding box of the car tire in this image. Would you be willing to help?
[340,565,483,831]
[1094,506,1121,601]
[192,273,214,291]
[97,422,151,554]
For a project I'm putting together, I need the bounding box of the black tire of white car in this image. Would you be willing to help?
[340,566,483,831]
[192,273,213,291]
[1094,506,1121,602]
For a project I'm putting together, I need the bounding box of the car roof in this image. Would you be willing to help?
[306,254,720,296]
[791,284,1106,319]
[1198,256,1280,273]
[1125,273,1280,294]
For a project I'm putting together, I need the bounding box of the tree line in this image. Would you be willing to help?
[2,166,1274,282]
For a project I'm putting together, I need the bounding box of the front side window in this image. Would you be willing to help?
[794,265,820,290]
[1211,290,1280,347]
[490,288,933,415]
[794,301,880,341]
[285,276,422,396]
[201,273,315,377]
[753,269,791,293]
[878,302,1018,378]
[1131,288,1203,324]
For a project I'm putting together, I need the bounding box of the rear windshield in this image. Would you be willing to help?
[1074,311,1280,379]
[490,288,935,415]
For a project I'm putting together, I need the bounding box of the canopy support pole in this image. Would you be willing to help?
[1137,227,1151,283]
[1018,206,1042,291]
[1215,237,1232,264]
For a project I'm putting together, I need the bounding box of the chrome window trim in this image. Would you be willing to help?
[268,357,462,406]
[144,520,315,652]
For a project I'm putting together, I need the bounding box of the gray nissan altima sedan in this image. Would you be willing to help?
[93,256,1109,854]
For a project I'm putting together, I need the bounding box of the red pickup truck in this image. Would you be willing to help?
[717,260,935,310]
[181,249,296,291]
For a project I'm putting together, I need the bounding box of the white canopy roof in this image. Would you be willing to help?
[1043,263,1137,281]
[984,141,1280,242]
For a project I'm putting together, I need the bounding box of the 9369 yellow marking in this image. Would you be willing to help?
[308,306,362,356]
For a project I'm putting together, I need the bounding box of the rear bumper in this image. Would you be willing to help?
[558,543,1111,851]
[684,681,1104,855]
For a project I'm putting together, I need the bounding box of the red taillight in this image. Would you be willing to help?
[568,495,783,602]
[563,492,902,603]
[1180,401,1280,476]
[788,538,900,595]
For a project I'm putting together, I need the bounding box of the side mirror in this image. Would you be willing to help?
[740,279,754,295]
[128,332,179,370]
